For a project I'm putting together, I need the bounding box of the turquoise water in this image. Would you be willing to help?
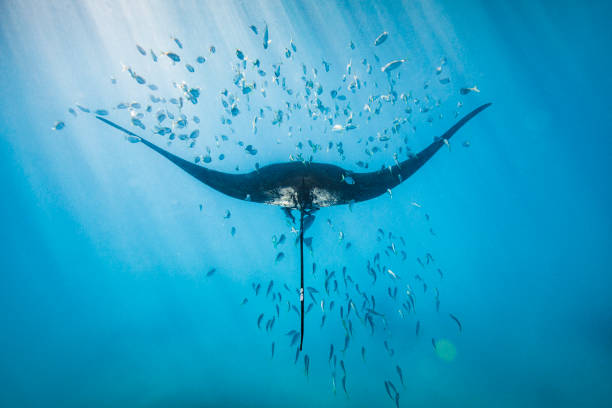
[1,0,611,407]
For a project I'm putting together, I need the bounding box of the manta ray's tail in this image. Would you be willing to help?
[299,209,305,351]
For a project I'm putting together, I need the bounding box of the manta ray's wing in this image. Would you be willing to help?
[349,103,491,203]
[96,116,271,203]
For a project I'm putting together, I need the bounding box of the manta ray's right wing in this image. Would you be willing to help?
[96,116,271,203]
[349,103,492,202]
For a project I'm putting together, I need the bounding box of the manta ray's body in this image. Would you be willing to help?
[97,102,491,349]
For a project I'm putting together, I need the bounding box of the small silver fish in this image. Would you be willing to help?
[263,25,270,49]
[304,354,310,377]
[381,59,406,73]
[449,313,463,333]
[257,313,264,329]
[460,86,480,95]
[164,52,180,62]
[374,31,389,46]
[396,365,404,387]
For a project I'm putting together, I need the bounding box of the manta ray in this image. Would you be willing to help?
[96,102,491,349]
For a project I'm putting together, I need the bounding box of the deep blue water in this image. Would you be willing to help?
[0,0,611,407]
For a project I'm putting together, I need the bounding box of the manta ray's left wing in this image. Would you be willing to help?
[96,116,271,203]
[348,103,492,202]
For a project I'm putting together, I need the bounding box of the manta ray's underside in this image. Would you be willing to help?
[96,102,491,349]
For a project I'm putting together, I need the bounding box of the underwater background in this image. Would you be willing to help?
[0,0,611,407]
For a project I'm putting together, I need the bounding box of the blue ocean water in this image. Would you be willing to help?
[0,0,610,406]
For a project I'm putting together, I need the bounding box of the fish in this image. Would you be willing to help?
[95,103,492,349]
[185,64,195,73]
[263,24,269,49]
[206,268,216,277]
[164,52,180,62]
[396,365,404,387]
[416,320,420,336]
[460,86,480,94]
[266,280,274,296]
[249,25,258,34]
[271,342,275,358]
[381,59,406,73]
[257,313,264,329]
[449,313,463,333]
[52,121,65,130]
[342,375,348,397]
[290,332,300,347]
[275,252,285,262]
[136,45,146,55]
[342,174,355,185]
[342,333,350,351]
[384,381,393,400]
[387,380,398,396]
[304,354,310,377]
[240,297,248,305]
[328,344,334,364]
[361,346,366,361]
[374,31,389,46]
[172,37,183,49]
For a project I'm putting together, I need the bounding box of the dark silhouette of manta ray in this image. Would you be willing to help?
[96,102,491,349]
